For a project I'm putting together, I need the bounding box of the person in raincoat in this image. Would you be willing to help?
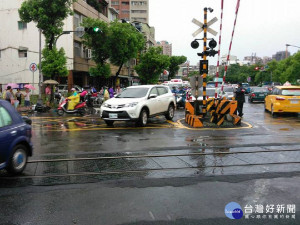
[67,88,80,110]
[109,86,114,98]
[103,86,110,101]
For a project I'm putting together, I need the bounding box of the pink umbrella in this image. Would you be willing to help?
[5,83,19,89]
[24,84,36,90]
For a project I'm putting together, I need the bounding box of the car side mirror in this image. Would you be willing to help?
[22,116,32,125]
[149,94,157,99]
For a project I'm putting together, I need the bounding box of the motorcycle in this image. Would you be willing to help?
[176,92,186,109]
[57,98,87,116]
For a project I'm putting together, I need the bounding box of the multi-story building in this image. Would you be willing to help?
[244,54,262,65]
[262,56,272,65]
[72,0,110,89]
[156,41,172,56]
[221,55,238,65]
[272,51,290,61]
[130,0,149,24]
[0,0,73,92]
[0,0,139,92]
[111,0,148,23]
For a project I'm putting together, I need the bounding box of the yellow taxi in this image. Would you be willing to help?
[265,86,300,116]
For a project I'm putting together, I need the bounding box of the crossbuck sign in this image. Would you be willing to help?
[192,17,218,37]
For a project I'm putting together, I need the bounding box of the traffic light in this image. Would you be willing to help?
[254,67,259,71]
[84,27,101,34]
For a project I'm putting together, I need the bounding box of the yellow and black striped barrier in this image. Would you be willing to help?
[185,97,241,127]
[208,98,241,126]
[185,102,204,127]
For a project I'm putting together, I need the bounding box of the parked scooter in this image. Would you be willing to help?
[57,98,87,116]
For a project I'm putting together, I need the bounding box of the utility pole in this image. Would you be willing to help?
[39,29,42,99]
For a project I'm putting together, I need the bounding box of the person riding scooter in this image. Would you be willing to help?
[176,87,186,108]
[68,88,80,110]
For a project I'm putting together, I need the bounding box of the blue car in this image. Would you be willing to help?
[0,100,33,175]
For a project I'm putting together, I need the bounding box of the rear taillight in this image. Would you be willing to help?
[251,93,255,97]
[276,96,285,100]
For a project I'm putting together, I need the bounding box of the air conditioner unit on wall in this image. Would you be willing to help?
[85,49,92,59]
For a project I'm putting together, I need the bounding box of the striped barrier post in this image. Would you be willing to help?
[202,7,208,114]
[221,0,241,92]
[214,0,224,98]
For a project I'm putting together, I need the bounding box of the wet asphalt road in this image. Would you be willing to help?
[0,98,299,225]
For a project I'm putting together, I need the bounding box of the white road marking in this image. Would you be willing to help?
[149,211,155,220]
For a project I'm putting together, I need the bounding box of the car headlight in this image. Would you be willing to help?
[125,102,138,107]
[103,103,109,108]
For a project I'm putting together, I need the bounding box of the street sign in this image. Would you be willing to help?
[29,63,37,72]
[75,26,85,38]
[192,17,218,37]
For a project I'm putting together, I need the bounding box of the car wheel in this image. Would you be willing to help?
[105,120,114,126]
[264,103,268,112]
[137,109,148,127]
[6,144,28,175]
[165,104,175,120]
[57,109,64,116]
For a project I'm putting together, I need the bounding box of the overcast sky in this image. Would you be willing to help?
[149,0,300,65]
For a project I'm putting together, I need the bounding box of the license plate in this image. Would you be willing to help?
[290,100,298,104]
[109,113,118,118]
[259,94,264,96]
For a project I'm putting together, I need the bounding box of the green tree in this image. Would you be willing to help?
[135,47,170,84]
[81,18,111,77]
[19,0,76,50]
[167,56,187,80]
[280,52,300,83]
[41,48,68,79]
[108,21,145,78]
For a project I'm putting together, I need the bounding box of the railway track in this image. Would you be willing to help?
[1,147,299,183]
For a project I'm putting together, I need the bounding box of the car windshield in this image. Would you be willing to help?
[281,89,300,96]
[206,89,216,96]
[242,83,250,87]
[116,87,149,98]
[58,85,66,89]
[223,87,234,92]
[252,87,269,92]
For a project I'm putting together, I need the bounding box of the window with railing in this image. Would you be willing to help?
[131,10,147,14]
[111,1,119,5]
[131,1,147,6]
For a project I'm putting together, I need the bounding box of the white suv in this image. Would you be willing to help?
[100,85,176,126]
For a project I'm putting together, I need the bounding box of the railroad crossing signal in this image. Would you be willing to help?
[192,17,218,37]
